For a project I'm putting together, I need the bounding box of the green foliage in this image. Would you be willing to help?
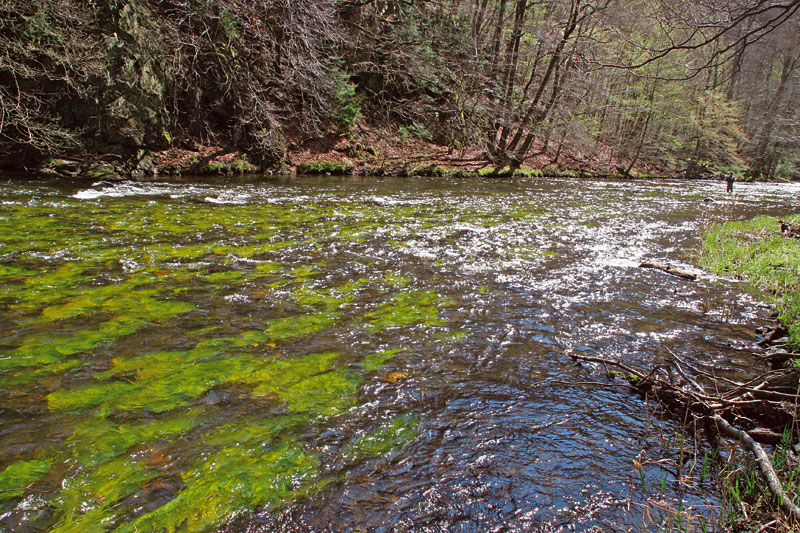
[197,157,258,175]
[218,10,240,41]
[513,167,543,178]
[717,429,800,528]
[398,122,432,142]
[333,70,362,133]
[687,90,747,170]
[22,10,56,44]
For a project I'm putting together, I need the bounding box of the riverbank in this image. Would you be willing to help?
[701,215,800,351]
[37,138,798,183]
[699,214,800,528]
[35,128,673,182]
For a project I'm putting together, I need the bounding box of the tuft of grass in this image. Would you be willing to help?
[513,166,543,177]
[296,160,354,175]
[195,157,258,175]
[700,214,800,349]
[478,166,513,177]
[715,429,800,530]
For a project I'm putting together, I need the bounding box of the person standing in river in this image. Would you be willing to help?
[726,173,735,192]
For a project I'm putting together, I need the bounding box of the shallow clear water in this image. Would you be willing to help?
[0,175,797,531]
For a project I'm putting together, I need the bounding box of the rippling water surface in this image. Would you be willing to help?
[0,175,798,531]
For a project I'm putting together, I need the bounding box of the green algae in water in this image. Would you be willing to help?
[39,284,131,322]
[49,355,265,414]
[2,317,148,372]
[3,262,90,311]
[432,330,470,343]
[259,312,340,341]
[0,359,84,388]
[2,293,194,373]
[292,278,369,312]
[255,261,284,274]
[52,456,156,533]
[246,352,340,397]
[246,353,362,416]
[67,413,199,467]
[213,311,340,348]
[343,415,420,460]
[112,416,321,532]
[203,270,245,282]
[35,273,163,322]
[94,347,221,381]
[383,273,413,288]
[281,370,361,415]
[362,348,405,372]
[49,350,359,416]
[0,264,39,283]
[0,185,469,530]
[292,265,320,278]
[123,439,321,532]
[0,458,54,501]
[365,290,455,331]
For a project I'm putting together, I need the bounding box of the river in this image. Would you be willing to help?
[0,175,798,531]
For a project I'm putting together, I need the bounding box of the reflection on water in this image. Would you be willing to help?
[0,175,797,530]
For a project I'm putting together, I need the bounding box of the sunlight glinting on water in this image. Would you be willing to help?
[0,176,797,531]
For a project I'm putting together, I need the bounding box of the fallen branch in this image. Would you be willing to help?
[640,261,697,280]
[713,414,800,523]
[571,351,800,525]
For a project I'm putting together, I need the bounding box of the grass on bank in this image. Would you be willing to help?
[700,214,800,350]
[700,214,800,528]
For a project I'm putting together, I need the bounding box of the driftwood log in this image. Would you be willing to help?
[570,351,800,524]
[640,261,698,280]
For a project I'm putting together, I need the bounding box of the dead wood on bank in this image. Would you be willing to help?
[779,219,800,239]
[570,351,800,525]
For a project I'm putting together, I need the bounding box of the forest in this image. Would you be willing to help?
[0,0,798,179]
[3,2,800,531]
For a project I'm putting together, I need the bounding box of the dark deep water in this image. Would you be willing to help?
[0,175,798,531]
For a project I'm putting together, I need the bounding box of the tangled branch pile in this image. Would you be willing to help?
[572,351,800,525]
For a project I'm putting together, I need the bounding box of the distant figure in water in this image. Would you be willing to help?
[726,173,734,193]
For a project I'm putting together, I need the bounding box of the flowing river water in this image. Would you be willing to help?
[0,175,798,531]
